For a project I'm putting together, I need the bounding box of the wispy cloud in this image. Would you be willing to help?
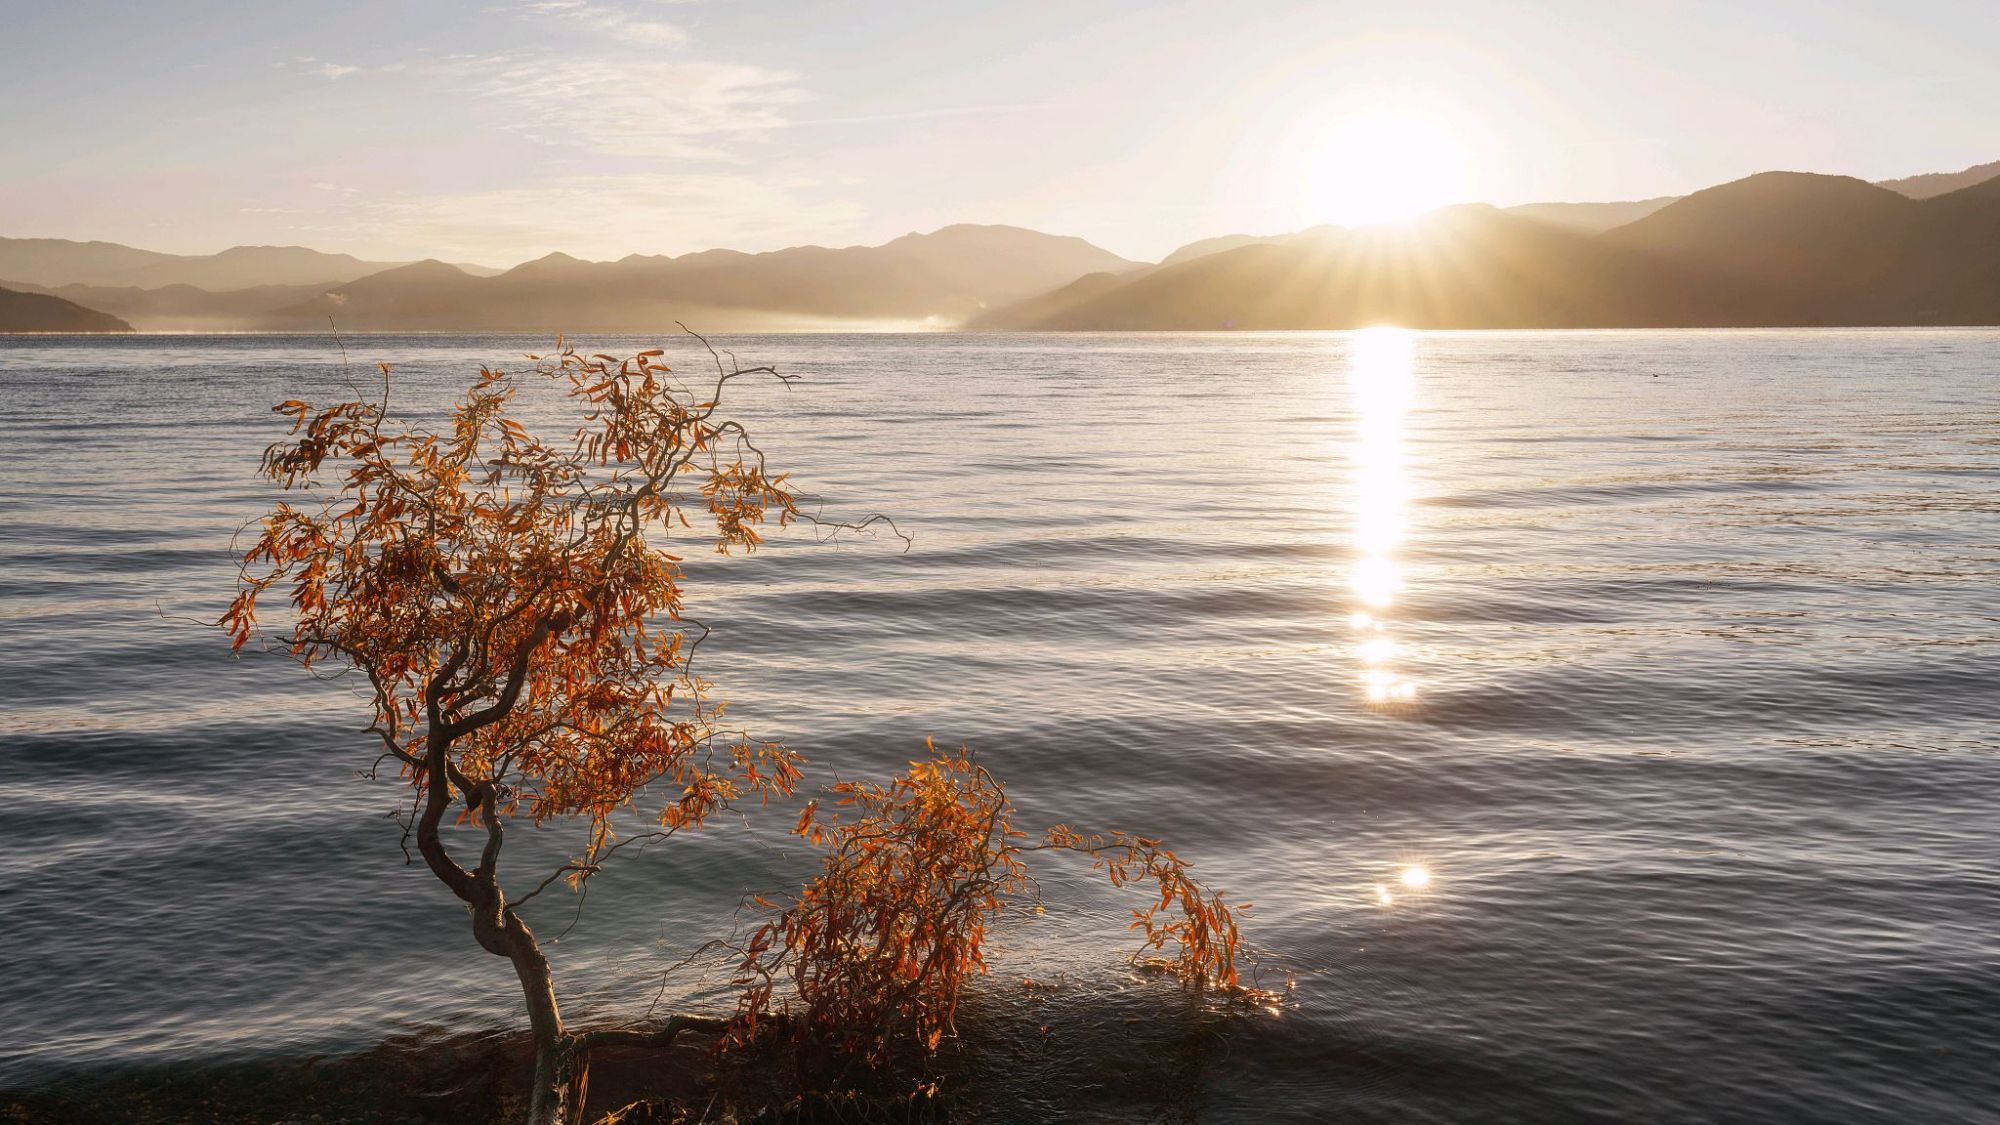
[250,4,849,262]
[415,5,812,162]
[517,0,689,47]
[784,103,1052,128]
[279,56,363,79]
[468,57,809,159]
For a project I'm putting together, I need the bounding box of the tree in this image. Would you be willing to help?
[223,335,1251,1122]
[732,743,1247,1087]
[222,336,871,1125]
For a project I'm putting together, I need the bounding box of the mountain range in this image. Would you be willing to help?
[0,239,503,291]
[252,225,1139,333]
[0,286,134,333]
[1,159,1996,333]
[978,169,2000,329]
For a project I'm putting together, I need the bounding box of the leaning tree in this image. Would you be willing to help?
[222,337,874,1124]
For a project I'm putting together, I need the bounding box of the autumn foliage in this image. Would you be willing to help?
[734,744,1247,1077]
[221,339,811,1124]
[734,745,1029,1070]
[222,337,1252,1120]
[222,341,803,837]
[1042,825,1244,991]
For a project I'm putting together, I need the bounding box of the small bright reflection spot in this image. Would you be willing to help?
[1375,884,1395,907]
[1348,611,1374,629]
[1400,865,1431,889]
[1358,637,1398,664]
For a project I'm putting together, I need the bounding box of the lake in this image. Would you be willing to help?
[1,330,1996,1123]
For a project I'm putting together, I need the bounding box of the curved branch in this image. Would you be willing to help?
[570,1013,729,1054]
[447,612,569,740]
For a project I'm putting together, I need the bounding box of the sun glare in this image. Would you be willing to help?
[1304,108,1471,228]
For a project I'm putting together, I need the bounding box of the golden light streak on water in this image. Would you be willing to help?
[1346,327,1419,705]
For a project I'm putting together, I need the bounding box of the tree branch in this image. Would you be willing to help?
[570,1014,729,1054]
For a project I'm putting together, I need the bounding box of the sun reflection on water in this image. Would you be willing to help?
[1346,327,1419,704]
[1374,864,1435,908]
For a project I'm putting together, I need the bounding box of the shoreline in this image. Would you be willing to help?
[0,1024,723,1125]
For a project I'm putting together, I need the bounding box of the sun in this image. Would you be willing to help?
[1303,108,1471,228]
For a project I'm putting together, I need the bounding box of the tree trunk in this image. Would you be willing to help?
[414,728,584,1124]
[501,909,581,1125]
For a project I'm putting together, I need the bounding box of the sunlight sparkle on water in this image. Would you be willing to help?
[1351,556,1403,608]
[1345,327,1419,704]
[1400,865,1431,889]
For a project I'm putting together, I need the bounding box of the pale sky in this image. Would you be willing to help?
[2,0,1995,265]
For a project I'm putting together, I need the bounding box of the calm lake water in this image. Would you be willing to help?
[1,330,1997,1123]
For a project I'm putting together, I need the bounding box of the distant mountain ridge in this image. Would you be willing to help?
[1468,157,2000,238]
[253,225,1140,332]
[1136,161,2000,268]
[1875,159,2000,200]
[0,225,1138,332]
[3,279,332,332]
[3,157,1996,332]
[1499,197,1680,233]
[0,237,501,291]
[976,170,2000,329]
[0,285,133,332]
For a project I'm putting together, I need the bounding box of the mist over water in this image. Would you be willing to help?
[2,330,1997,1123]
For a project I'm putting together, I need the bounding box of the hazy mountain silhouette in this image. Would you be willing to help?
[0,239,171,287]
[1875,158,2000,200]
[2,280,332,332]
[256,225,1139,331]
[1501,197,1678,233]
[0,285,134,332]
[0,237,500,291]
[1874,168,2000,321]
[1598,172,1913,322]
[1152,226,1353,268]
[1044,225,1343,314]
[7,158,1997,333]
[976,205,1733,329]
[1160,233,1276,267]
[1605,170,2000,323]
[1494,158,2000,236]
[977,171,2000,329]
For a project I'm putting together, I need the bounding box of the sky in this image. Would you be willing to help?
[1,0,1995,265]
